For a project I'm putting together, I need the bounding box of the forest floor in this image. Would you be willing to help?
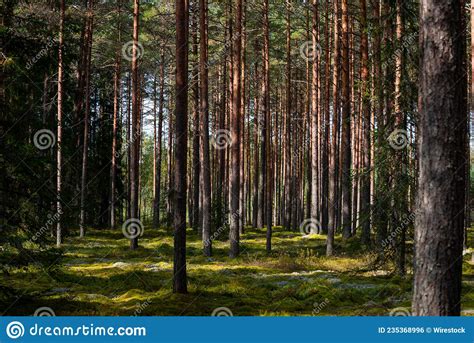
[1,226,473,316]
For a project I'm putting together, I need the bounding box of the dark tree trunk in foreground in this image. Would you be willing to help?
[191,8,200,232]
[173,0,189,293]
[310,0,319,232]
[359,0,370,246]
[229,0,242,258]
[79,0,93,237]
[340,0,352,239]
[129,0,140,250]
[412,0,466,316]
[200,0,212,257]
[263,0,272,252]
[56,0,65,247]
[110,0,121,230]
[321,0,330,235]
[327,0,339,256]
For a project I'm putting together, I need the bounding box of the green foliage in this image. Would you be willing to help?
[1,226,472,316]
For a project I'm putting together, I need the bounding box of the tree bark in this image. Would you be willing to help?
[413,0,466,316]
[173,0,189,293]
[263,0,272,252]
[283,0,292,230]
[110,0,121,230]
[359,0,371,246]
[191,6,200,233]
[200,0,212,257]
[155,52,165,229]
[340,0,352,239]
[321,0,330,235]
[327,0,339,256]
[310,0,319,233]
[129,0,141,250]
[56,0,65,247]
[229,0,243,258]
[79,0,94,237]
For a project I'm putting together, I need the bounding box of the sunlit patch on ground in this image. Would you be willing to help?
[0,227,472,316]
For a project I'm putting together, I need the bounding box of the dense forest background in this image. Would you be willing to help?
[0,0,473,316]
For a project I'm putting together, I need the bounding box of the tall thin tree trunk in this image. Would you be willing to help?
[173,0,189,293]
[240,0,247,234]
[126,73,131,219]
[263,0,272,252]
[394,0,406,276]
[321,0,330,234]
[154,52,165,229]
[79,1,93,238]
[229,0,242,258]
[153,76,159,228]
[359,0,371,246]
[129,0,141,250]
[327,0,340,256]
[56,0,65,247]
[310,0,319,232]
[253,53,260,229]
[200,0,212,257]
[340,0,352,239]
[283,0,292,230]
[191,6,200,233]
[110,0,122,230]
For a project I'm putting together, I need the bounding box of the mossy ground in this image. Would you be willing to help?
[1,226,473,316]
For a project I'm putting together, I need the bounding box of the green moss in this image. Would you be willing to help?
[0,226,472,316]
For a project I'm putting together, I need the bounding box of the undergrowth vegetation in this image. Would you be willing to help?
[0,227,472,316]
